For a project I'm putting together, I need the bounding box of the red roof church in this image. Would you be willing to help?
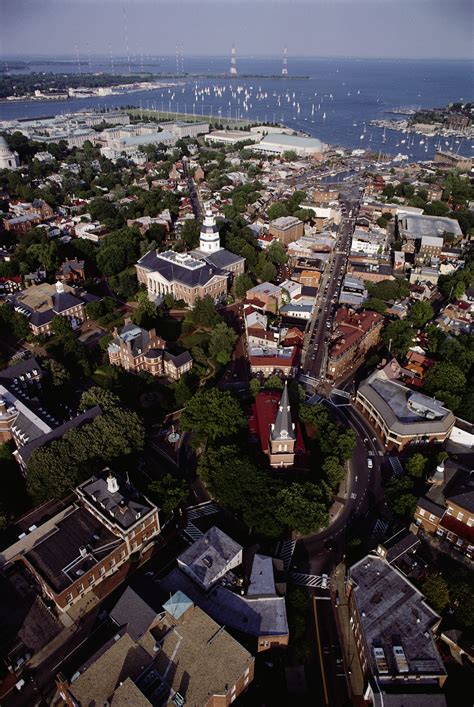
[249,384,306,468]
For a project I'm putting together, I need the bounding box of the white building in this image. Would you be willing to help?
[205,130,260,146]
[246,132,324,157]
[0,136,20,170]
[159,121,210,139]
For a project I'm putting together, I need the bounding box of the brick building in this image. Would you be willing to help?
[136,212,244,307]
[327,308,383,382]
[161,527,289,653]
[347,553,446,704]
[10,280,92,336]
[268,216,304,246]
[355,360,455,450]
[18,470,160,612]
[56,586,254,706]
[249,384,305,468]
[108,319,192,380]
[414,460,474,560]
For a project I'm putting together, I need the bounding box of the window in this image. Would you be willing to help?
[109,558,115,568]
[418,508,425,517]
[100,566,105,576]
[88,575,95,586]
[120,550,126,559]
[429,514,435,522]
[468,518,474,528]
[77,583,84,592]
[456,538,463,547]
[244,668,250,678]
[66,593,73,603]
[457,512,464,521]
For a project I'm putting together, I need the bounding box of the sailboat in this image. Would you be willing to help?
[323,112,326,120]
[382,127,387,144]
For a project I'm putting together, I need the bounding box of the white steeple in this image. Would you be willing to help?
[55,280,65,294]
[199,208,221,254]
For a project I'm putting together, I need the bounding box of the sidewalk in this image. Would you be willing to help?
[332,562,365,699]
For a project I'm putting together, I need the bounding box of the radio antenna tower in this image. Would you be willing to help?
[122,6,131,74]
[109,43,115,75]
[282,46,288,75]
[75,44,82,74]
[230,44,238,76]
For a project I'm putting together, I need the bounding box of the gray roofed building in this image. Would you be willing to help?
[14,405,102,468]
[177,526,243,591]
[348,554,446,703]
[77,470,155,531]
[355,363,455,450]
[25,506,120,594]
[110,587,157,641]
[9,280,91,334]
[399,213,462,240]
[271,381,296,443]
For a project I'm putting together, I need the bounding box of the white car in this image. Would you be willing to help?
[367,458,373,469]
[321,573,329,589]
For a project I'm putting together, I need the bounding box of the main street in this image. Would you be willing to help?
[302,196,359,385]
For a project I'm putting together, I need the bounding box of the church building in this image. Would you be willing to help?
[249,382,306,468]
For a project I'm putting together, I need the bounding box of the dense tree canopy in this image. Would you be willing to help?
[180,389,246,442]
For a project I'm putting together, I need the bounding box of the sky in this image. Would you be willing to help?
[0,0,472,60]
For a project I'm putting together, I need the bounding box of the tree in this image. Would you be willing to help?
[43,359,70,387]
[405,452,428,478]
[26,406,145,503]
[0,305,30,341]
[282,150,297,162]
[421,575,450,613]
[145,223,166,245]
[208,322,238,365]
[363,298,387,314]
[381,320,414,358]
[276,483,328,535]
[410,301,434,328]
[174,375,194,408]
[132,290,157,329]
[85,300,105,320]
[180,389,246,441]
[181,219,200,249]
[266,241,287,266]
[264,375,284,391]
[249,378,261,397]
[148,473,188,516]
[80,387,121,412]
[258,260,276,283]
[267,202,289,220]
[187,296,221,328]
[322,457,345,490]
[234,273,254,299]
[424,362,466,398]
[109,269,138,300]
[51,315,72,338]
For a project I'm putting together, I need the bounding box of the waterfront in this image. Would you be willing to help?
[0,56,472,161]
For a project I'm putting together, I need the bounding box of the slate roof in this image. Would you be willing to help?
[137,250,228,288]
[16,406,102,466]
[110,587,157,641]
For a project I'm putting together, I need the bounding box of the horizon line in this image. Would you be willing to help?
[1,53,472,62]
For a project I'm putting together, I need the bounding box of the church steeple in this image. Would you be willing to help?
[271,381,296,442]
[199,208,221,254]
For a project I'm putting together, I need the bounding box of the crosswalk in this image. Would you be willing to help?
[276,539,297,570]
[372,518,389,536]
[182,522,204,544]
[186,501,220,521]
[388,456,404,477]
[290,573,330,589]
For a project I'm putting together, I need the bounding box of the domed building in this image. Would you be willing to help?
[0,136,20,170]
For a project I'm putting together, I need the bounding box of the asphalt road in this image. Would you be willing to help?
[302,199,358,384]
